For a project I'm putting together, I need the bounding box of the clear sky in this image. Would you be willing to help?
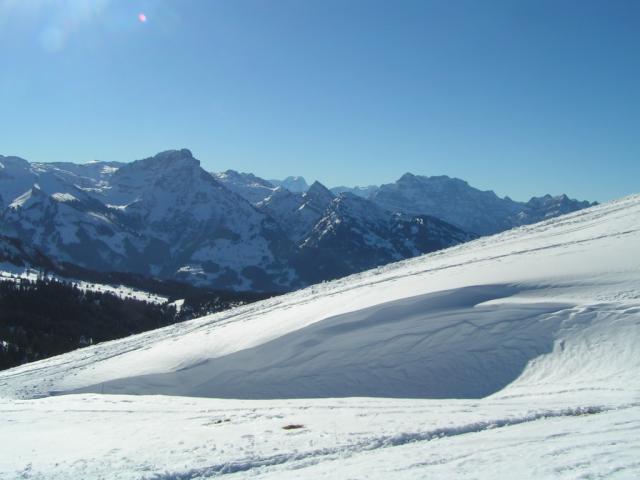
[0,0,638,202]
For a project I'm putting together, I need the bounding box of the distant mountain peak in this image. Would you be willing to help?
[306,180,333,198]
[398,172,417,182]
[397,173,469,188]
[132,149,199,171]
[372,174,594,235]
[269,176,309,193]
[286,175,306,182]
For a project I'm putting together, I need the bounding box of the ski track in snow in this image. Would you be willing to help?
[148,405,612,479]
[0,194,639,478]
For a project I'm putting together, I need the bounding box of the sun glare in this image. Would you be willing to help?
[138,13,147,23]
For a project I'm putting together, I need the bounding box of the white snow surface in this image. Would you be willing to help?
[1,194,639,479]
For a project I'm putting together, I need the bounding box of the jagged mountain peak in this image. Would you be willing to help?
[300,181,335,217]
[305,180,334,200]
[269,176,309,193]
[108,149,210,199]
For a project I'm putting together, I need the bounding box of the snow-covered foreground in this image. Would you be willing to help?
[1,194,639,478]
[2,394,639,479]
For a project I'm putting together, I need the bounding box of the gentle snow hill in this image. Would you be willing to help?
[1,194,638,401]
[1,195,639,480]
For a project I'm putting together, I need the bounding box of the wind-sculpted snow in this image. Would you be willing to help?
[73,285,571,399]
[0,194,639,478]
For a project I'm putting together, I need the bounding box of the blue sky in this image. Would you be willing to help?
[0,0,638,201]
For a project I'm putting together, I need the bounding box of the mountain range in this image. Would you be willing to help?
[263,173,595,236]
[0,150,593,291]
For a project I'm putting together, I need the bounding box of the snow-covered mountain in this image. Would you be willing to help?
[370,173,596,235]
[1,151,297,291]
[259,181,336,242]
[1,194,638,479]
[257,181,473,283]
[269,175,309,193]
[211,169,278,205]
[1,152,472,291]
[213,168,595,239]
[517,193,596,224]
[294,192,473,284]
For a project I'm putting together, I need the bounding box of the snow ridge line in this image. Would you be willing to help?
[147,404,611,479]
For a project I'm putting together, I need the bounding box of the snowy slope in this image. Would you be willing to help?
[0,194,638,479]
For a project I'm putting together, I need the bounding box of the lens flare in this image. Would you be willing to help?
[138,13,147,23]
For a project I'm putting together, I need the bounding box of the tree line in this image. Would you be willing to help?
[0,278,270,370]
